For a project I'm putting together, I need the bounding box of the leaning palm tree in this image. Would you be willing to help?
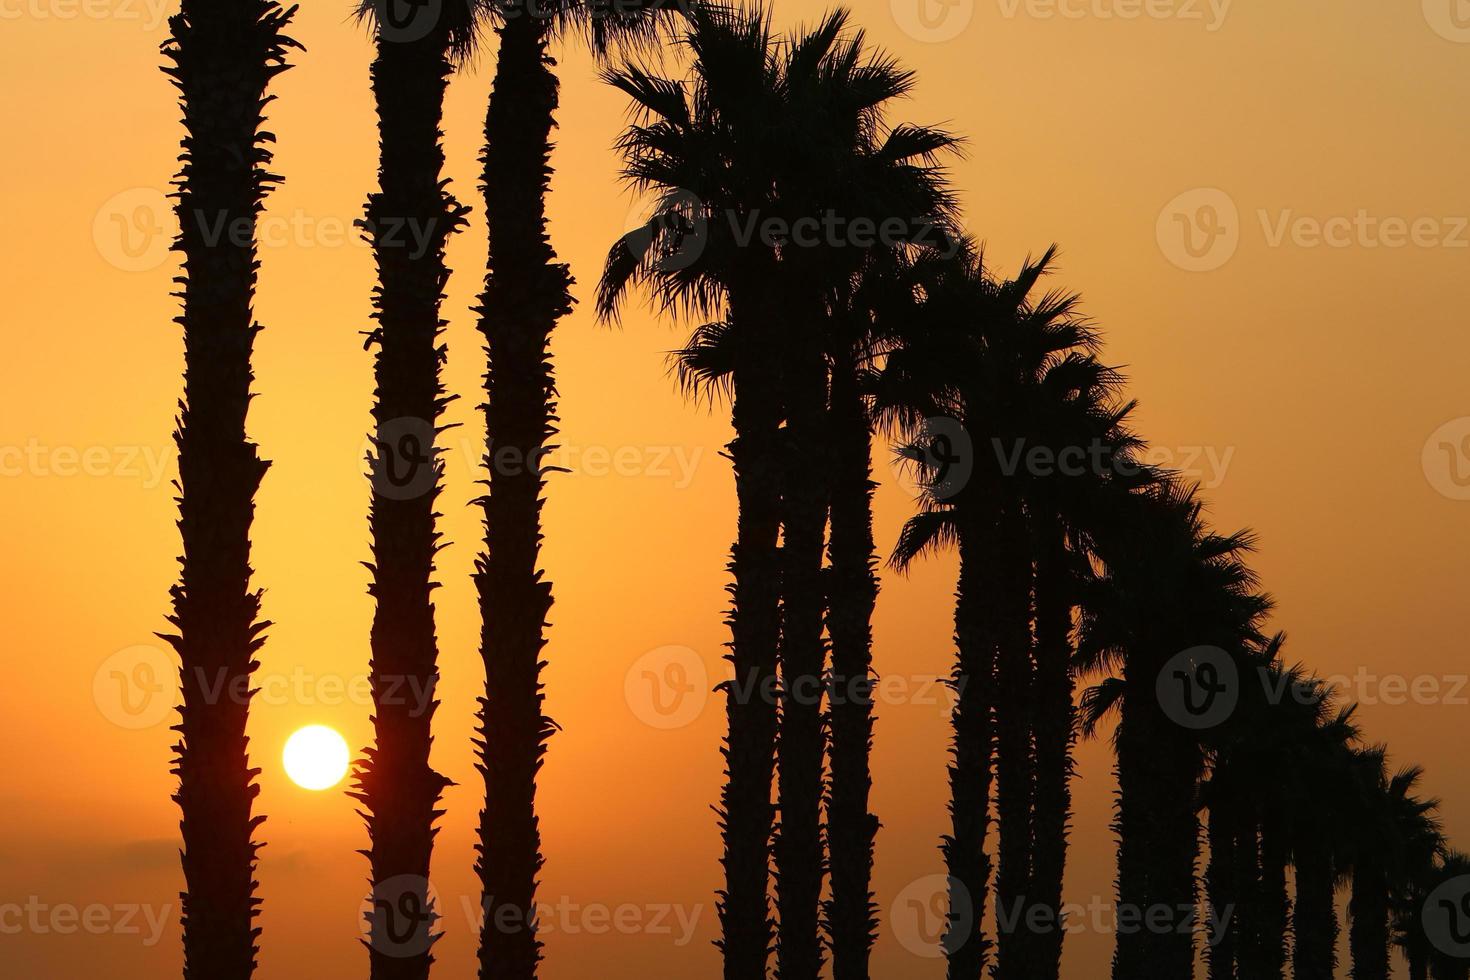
[350,2,474,976]
[471,2,683,976]
[160,2,298,977]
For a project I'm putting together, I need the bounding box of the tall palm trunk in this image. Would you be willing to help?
[825,345,879,980]
[354,19,464,978]
[1256,808,1291,980]
[474,10,569,978]
[992,501,1036,980]
[1233,810,1265,980]
[946,520,999,980]
[1292,834,1337,980]
[718,274,784,980]
[1207,793,1239,980]
[1349,863,1390,980]
[161,3,295,977]
[1030,517,1075,980]
[775,308,831,980]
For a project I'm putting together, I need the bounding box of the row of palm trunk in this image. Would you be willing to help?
[162,1,1462,979]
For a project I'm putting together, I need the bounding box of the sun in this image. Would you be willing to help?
[283,725,350,791]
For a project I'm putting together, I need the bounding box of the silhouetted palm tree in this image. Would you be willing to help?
[160,2,297,977]
[1397,851,1470,980]
[349,3,474,976]
[472,3,680,976]
[1079,480,1270,980]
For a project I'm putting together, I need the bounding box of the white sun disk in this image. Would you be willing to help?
[283,725,350,791]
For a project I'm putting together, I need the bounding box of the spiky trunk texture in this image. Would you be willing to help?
[992,502,1035,980]
[474,12,569,978]
[1349,863,1390,980]
[1292,834,1337,980]
[1029,518,1076,980]
[1256,808,1291,980]
[774,312,831,980]
[1112,668,1202,980]
[717,272,784,980]
[161,3,295,977]
[824,347,880,980]
[1233,811,1265,980]
[352,21,466,980]
[1206,795,1238,980]
[946,520,999,980]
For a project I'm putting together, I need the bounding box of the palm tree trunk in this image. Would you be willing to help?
[1349,863,1390,980]
[992,501,1036,980]
[1233,808,1263,980]
[474,11,569,978]
[1257,808,1290,980]
[775,311,831,980]
[1029,516,1075,980]
[161,3,295,977]
[353,20,464,979]
[718,275,784,980]
[825,346,879,980]
[1292,834,1337,980]
[1206,791,1238,980]
[946,519,999,980]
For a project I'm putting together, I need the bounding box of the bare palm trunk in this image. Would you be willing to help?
[992,501,1036,980]
[1292,834,1337,980]
[1206,794,1239,980]
[1029,517,1075,980]
[162,3,295,977]
[1349,864,1390,980]
[718,276,784,980]
[946,520,999,980]
[1257,809,1290,980]
[775,311,831,980]
[474,11,569,978]
[354,19,465,979]
[825,347,879,980]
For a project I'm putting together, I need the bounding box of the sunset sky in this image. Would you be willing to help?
[3,1,1469,976]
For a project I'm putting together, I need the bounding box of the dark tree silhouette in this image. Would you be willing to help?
[160,2,297,977]
[349,3,473,976]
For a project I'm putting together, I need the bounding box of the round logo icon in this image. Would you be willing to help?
[1424,875,1470,958]
[892,873,971,958]
[624,645,708,730]
[1424,0,1470,43]
[902,416,974,501]
[1156,188,1240,272]
[94,187,172,273]
[1422,417,1470,501]
[368,417,438,501]
[94,644,174,730]
[622,188,708,274]
[360,874,440,958]
[890,0,976,43]
[375,0,445,44]
[1157,645,1239,731]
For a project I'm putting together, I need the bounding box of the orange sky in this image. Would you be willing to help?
[2,1,1469,977]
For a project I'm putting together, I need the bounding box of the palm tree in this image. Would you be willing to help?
[349,2,474,976]
[160,3,297,978]
[471,3,682,976]
[1078,480,1271,980]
